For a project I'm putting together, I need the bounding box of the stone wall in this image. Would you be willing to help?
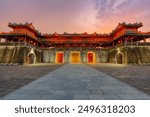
[0,46,25,63]
[97,50,109,63]
[1,46,149,64]
[41,49,109,63]
[108,46,150,64]
[0,46,42,64]
[42,50,56,63]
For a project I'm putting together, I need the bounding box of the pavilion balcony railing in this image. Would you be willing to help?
[0,42,37,48]
[0,41,150,50]
[113,42,150,49]
[138,31,150,34]
[0,42,24,46]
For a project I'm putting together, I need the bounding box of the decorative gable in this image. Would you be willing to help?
[27,23,36,31]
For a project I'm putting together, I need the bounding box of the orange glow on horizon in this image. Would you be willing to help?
[0,0,150,34]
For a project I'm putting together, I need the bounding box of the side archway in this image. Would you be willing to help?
[27,49,36,64]
[115,52,124,64]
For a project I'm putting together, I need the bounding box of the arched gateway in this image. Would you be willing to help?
[27,48,36,64]
[28,53,36,64]
[0,22,150,64]
[115,52,124,64]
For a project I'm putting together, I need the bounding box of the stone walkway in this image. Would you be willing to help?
[2,64,150,100]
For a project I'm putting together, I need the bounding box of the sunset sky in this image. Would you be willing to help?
[0,0,150,34]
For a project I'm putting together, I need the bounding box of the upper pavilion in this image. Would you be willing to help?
[0,22,150,48]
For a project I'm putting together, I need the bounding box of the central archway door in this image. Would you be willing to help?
[71,53,80,63]
[57,53,63,63]
[88,53,94,63]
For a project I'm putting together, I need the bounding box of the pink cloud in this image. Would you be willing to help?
[0,0,150,34]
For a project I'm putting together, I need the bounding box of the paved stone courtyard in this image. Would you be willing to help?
[89,63,150,95]
[2,63,150,100]
[0,64,64,97]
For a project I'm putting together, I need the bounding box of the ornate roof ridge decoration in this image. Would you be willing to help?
[118,22,143,27]
[8,22,32,27]
[110,22,143,35]
[41,32,111,37]
[8,22,42,35]
[41,22,143,37]
[7,22,144,37]
[117,22,143,29]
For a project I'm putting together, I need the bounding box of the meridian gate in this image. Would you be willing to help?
[0,22,150,64]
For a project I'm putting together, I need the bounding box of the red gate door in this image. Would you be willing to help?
[88,53,93,63]
[57,53,63,63]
